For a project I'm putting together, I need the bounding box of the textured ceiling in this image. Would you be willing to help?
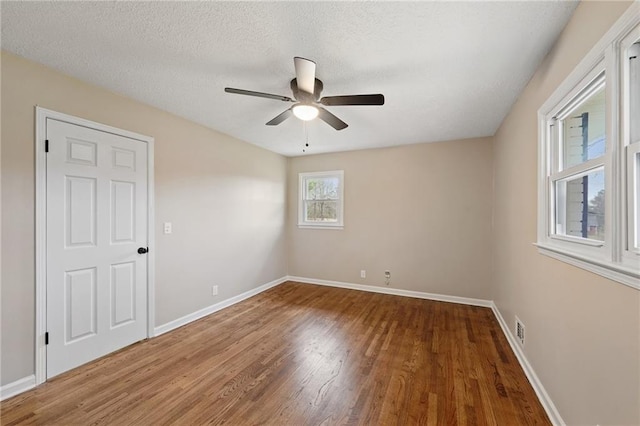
[1,1,577,156]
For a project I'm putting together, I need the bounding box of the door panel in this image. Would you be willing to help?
[65,267,97,342]
[67,138,97,166]
[111,181,136,243]
[46,118,148,378]
[111,262,136,327]
[66,176,97,247]
[112,147,136,170]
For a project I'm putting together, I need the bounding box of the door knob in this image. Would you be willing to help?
[138,247,148,254]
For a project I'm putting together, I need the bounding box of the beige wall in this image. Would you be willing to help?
[492,1,639,424]
[0,52,288,385]
[288,139,493,300]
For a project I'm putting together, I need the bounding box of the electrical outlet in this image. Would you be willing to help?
[163,222,172,234]
[360,270,366,278]
[212,285,218,296]
[384,270,391,286]
[515,316,525,346]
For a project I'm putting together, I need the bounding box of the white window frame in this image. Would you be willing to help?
[628,142,640,253]
[622,24,640,260]
[298,170,344,229]
[548,68,608,251]
[536,3,640,290]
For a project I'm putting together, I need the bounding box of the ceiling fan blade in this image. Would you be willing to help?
[266,108,293,126]
[225,87,293,102]
[320,94,385,106]
[294,57,316,94]
[318,107,348,131]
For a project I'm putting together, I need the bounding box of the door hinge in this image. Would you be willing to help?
[45,332,49,345]
[45,139,49,153]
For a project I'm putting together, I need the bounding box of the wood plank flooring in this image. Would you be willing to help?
[1,282,550,425]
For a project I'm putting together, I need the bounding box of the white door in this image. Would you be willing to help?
[46,118,148,378]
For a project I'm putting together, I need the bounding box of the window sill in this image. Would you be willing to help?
[534,242,640,290]
[298,225,344,230]
[549,234,604,247]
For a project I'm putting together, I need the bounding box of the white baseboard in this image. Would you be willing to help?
[491,302,565,426]
[154,276,288,336]
[287,276,493,307]
[1,375,36,401]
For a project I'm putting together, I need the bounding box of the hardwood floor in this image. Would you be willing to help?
[1,282,550,425]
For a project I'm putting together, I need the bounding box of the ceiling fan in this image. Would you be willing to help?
[224,57,385,131]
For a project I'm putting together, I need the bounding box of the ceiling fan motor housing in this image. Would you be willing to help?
[290,78,324,102]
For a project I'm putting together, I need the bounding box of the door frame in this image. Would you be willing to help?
[34,107,155,385]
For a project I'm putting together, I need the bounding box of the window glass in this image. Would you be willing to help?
[304,177,339,223]
[304,200,337,222]
[555,169,605,241]
[305,177,339,200]
[561,85,606,169]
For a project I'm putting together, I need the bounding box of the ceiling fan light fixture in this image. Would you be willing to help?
[292,104,319,121]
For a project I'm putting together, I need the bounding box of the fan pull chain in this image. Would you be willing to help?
[302,121,310,153]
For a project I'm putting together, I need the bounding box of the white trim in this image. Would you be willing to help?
[0,375,36,401]
[491,303,565,426]
[538,111,551,244]
[622,28,640,260]
[548,234,604,248]
[34,107,155,385]
[535,243,640,290]
[147,136,156,338]
[35,108,47,386]
[297,225,344,230]
[628,143,640,253]
[287,276,493,307]
[551,158,605,182]
[154,276,288,336]
[555,71,606,121]
[36,107,157,142]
